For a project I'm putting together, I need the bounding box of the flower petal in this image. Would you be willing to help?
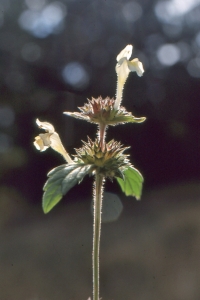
[116,59,130,86]
[116,45,133,62]
[36,119,55,133]
[34,119,73,163]
[50,132,65,154]
[39,133,51,146]
[34,134,50,151]
[50,132,73,163]
[115,58,131,110]
[128,58,144,77]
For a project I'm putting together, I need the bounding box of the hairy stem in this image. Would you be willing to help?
[99,123,107,151]
[93,173,104,300]
[114,76,124,110]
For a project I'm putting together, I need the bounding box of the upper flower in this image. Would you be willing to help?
[115,45,144,109]
[64,97,146,126]
[33,119,73,163]
[64,45,145,127]
[116,45,144,77]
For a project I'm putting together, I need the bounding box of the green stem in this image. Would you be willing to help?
[93,173,104,300]
[99,123,107,151]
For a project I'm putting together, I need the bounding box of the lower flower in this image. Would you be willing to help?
[74,137,131,179]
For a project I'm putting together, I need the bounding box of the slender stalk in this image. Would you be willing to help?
[99,123,107,151]
[93,173,104,300]
[114,76,124,110]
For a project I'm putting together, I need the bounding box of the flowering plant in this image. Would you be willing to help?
[34,45,145,300]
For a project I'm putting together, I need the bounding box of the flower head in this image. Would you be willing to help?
[115,45,144,109]
[34,119,73,163]
[74,137,131,179]
[64,97,145,126]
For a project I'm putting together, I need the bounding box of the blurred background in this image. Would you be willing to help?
[0,0,200,299]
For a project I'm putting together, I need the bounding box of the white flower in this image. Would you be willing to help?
[115,45,144,109]
[34,119,73,163]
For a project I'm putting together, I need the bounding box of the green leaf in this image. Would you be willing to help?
[43,164,92,213]
[61,164,92,194]
[116,166,144,200]
[109,115,146,125]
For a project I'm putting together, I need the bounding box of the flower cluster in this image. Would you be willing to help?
[64,45,145,126]
[74,137,130,179]
[64,96,145,126]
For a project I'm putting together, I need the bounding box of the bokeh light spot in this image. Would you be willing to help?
[157,44,180,66]
[90,192,123,223]
[154,1,174,23]
[18,2,67,38]
[155,0,200,22]
[122,1,143,22]
[18,10,41,31]
[25,0,46,11]
[42,2,66,27]
[62,62,90,90]
[102,192,123,222]
[0,106,15,128]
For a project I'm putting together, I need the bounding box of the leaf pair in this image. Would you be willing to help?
[43,164,93,213]
[43,164,143,213]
